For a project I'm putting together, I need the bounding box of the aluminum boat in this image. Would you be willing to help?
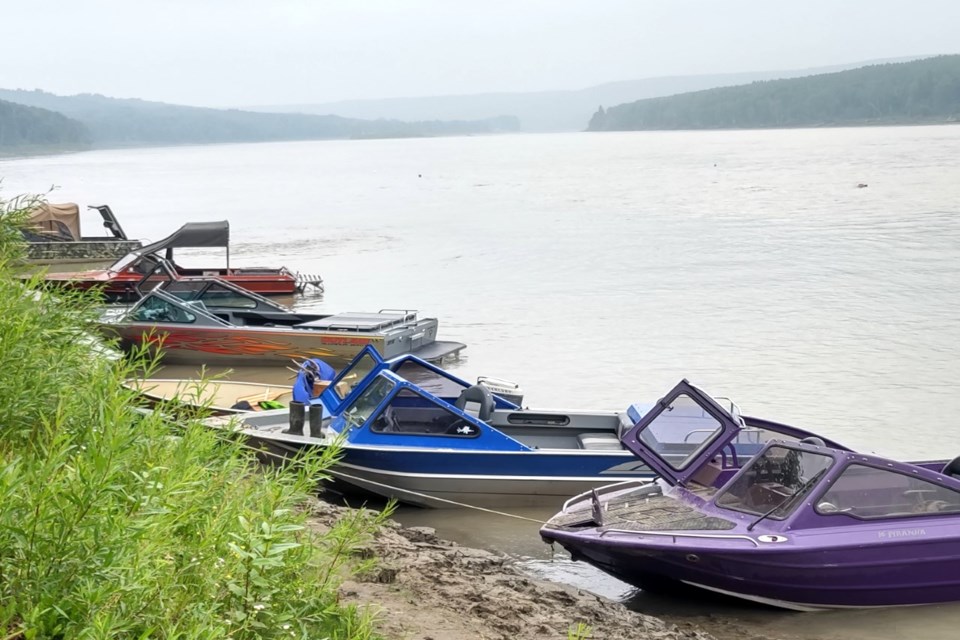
[98,277,464,367]
[207,351,832,508]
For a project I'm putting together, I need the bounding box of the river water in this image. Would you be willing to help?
[3,126,960,638]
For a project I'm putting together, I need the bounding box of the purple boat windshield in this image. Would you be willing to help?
[714,445,835,522]
[621,379,744,486]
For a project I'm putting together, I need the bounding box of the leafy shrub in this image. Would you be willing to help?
[0,194,387,639]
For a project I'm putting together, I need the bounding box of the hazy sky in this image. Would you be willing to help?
[2,0,958,107]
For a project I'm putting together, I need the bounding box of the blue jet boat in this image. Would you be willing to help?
[209,349,840,508]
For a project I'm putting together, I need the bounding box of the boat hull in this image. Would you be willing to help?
[46,269,299,300]
[545,529,960,609]
[101,323,463,367]
[239,433,654,508]
[26,239,143,264]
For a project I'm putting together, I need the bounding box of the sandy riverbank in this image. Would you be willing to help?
[306,499,792,640]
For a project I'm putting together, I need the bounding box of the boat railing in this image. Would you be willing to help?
[683,429,717,443]
[560,479,651,513]
[596,529,761,547]
[378,309,419,322]
[714,396,747,427]
[291,270,324,293]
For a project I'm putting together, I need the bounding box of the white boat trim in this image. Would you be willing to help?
[680,581,828,611]
[332,460,651,484]
[599,530,760,547]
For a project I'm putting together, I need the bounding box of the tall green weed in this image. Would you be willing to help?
[0,195,387,639]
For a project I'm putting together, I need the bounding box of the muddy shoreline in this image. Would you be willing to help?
[306,498,790,640]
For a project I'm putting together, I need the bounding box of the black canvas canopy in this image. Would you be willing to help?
[109,221,230,271]
[139,221,230,254]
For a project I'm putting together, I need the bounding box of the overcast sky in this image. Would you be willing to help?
[2,0,958,107]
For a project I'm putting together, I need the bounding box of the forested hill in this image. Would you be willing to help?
[0,89,519,149]
[588,55,960,131]
[0,99,91,152]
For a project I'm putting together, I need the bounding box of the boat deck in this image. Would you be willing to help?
[408,340,466,363]
[296,311,417,331]
[547,483,735,532]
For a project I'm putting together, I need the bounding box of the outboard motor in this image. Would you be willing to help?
[477,376,524,406]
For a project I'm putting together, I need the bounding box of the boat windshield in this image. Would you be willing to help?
[166,280,260,309]
[637,392,726,471]
[815,463,960,519]
[392,359,469,399]
[715,445,834,520]
[331,351,381,402]
[127,295,198,324]
[111,251,161,274]
[342,376,395,429]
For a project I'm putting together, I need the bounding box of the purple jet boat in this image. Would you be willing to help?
[540,379,960,610]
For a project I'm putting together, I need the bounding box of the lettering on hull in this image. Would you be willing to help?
[878,529,926,539]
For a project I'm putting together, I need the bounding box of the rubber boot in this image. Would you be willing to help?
[309,403,324,439]
[285,401,305,435]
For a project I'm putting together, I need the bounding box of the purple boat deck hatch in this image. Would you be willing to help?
[542,379,960,610]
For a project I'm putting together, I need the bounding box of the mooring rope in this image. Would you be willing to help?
[240,433,548,525]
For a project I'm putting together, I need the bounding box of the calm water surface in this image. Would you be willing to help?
[4,127,960,638]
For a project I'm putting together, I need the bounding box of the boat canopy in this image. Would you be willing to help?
[138,220,230,254]
[26,203,81,241]
[110,221,230,271]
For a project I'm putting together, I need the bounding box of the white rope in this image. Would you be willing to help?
[254,437,547,524]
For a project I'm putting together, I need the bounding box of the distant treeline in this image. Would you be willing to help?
[588,55,960,131]
[0,89,519,153]
[0,99,91,152]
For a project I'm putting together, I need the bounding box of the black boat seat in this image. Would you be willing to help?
[373,406,401,433]
[942,456,960,479]
[455,384,494,422]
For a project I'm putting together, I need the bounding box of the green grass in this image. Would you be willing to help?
[0,194,390,639]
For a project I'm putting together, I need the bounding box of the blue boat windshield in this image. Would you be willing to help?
[368,387,481,437]
[331,350,382,402]
[715,445,834,520]
[392,359,470,399]
[343,376,395,428]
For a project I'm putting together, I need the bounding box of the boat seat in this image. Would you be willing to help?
[942,456,960,479]
[616,412,634,439]
[455,384,494,422]
[577,433,623,451]
[373,406,401,433]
